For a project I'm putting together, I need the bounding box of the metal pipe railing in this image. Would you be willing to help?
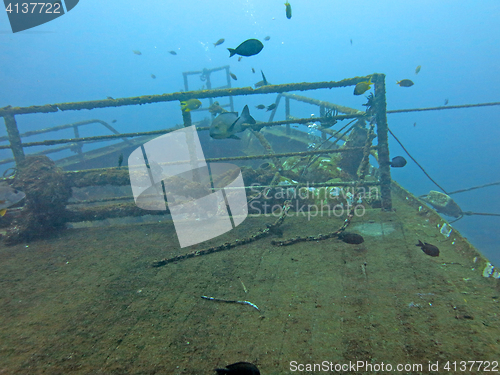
[1,74,390,208]
[0,76,371,117]
[372,73,392,211]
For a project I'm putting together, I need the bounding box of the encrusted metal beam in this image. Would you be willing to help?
[372,73,392,210]
[281,92,362,115]
[0,76,370,118]
[3,114,25,164]
[0,114,366,151]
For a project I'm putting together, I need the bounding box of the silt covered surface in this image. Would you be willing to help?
[0,187,499,374]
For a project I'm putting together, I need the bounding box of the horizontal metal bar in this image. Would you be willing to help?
[0,76,370,117]
[0,114,366,150]
[281,92,362,115]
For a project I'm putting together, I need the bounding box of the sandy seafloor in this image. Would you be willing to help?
[0,187,499,375]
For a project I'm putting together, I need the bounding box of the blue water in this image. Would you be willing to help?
[1,0,499,265]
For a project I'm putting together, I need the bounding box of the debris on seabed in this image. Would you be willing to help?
[482,262,495,278]
[438,222,452,238]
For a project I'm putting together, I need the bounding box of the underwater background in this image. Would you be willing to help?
[1,0,499,267]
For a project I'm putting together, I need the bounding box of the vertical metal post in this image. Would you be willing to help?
[182,108,192,128]
[268,94,282,122]
[183,73,189,91]
[181,73,193,127]
[285,97,290,135]
[206,71,212,91]
[3,114,25,167]
[72,124,84,161]
[372,73,392,210]
[319,105,326,140]
[224,67,234,112]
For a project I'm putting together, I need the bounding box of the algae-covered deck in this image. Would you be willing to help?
[0,184,499,375]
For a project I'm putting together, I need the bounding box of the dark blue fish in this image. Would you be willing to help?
[228,39,264,57]
[338,232,364,244]
[215,362,260,375]
[390,156,407,168]
[416,240,439,257]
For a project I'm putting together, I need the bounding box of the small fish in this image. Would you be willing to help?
[444,99,449,105]
[415,65,421,74]
[255,104,266,109]
[180,99,202,112]
[397,79,414,87]
[215,362,260,375]
[132,50,142,55]
[390,156,407,168]
[228,39,264,58]
[254,70,269,88]
[413,122,416,127]
[112,119,117,123]
[168,50,177,55]
[251,68,255,73]
[338,232,364,244]
[350,39,353,45]
[118,153,123,168]
[208,101,225,115]
[210,105,257,140]
[264,36,271,41]
[354,78,372,95]
[284,1,292,19]
[230,72,238,81]
[107,96,114,100]
[0,185,26,217]
[416,240,439,257]
[266,103,276,111]
[213,38,225,47]
[151,74,156,79]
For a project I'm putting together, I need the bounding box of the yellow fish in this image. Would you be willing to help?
[180,99,202,112]
[415,65,421,74]
[284,1,292,19]
[353,78,372,96]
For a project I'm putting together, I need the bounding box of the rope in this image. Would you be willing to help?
[387,101,500,114]
[447,181,500,195]
[462,211,500,217]
[388,127,449,194]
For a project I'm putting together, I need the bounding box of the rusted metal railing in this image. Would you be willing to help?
[1,74,391,210]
